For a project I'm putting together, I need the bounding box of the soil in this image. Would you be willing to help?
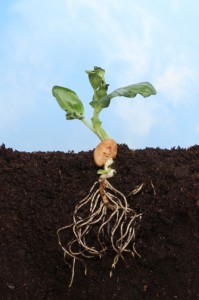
[0,143,199,300]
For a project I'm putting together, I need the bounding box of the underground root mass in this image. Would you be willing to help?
[57,179,142,286]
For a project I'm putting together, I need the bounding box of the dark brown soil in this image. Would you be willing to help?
[0,144,199,300]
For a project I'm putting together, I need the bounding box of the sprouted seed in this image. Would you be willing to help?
[52,66,156,286]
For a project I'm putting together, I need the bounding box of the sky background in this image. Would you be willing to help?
[1,0,199,152]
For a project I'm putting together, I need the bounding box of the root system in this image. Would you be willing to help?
[57,178,142,286]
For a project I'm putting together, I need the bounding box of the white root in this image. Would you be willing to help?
[57,178,142,286]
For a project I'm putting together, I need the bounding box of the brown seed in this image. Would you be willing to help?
[94,138,117,167]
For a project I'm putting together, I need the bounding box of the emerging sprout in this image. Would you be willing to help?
[52,66,156,286]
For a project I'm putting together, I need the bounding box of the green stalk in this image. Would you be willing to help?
[81,118,109,141]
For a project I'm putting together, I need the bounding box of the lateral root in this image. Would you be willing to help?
[57,179,142,286]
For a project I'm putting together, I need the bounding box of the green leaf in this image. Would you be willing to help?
[86,66,105,89]
[96,85,108,99]
[52,86,84,120]
[89,99,100,109]
[89,85,108,109]
[87,73,102,89]
[99,82,157,108]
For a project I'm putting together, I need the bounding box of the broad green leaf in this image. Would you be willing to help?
[99,82,157,108]
[52,86,84,120]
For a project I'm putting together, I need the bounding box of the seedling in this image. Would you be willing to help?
[52,66,156,286]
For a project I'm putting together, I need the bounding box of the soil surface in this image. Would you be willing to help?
[0,144,199,300]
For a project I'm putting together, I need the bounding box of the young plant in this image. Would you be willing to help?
[52,66,156,286]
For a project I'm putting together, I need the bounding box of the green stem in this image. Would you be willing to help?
[81,118,109,141]
[81,118,95,133]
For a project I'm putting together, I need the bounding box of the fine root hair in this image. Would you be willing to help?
[57,179,142,287]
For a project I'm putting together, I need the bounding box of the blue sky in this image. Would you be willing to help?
[1,0,199,152]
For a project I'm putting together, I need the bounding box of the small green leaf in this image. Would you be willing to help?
[89,99,100,109]
[86,66,105,89]
[88,73,102,89]
[89,85,108,109]
[96,85,108,99]
[52,86,84,120]
[99,82,157,108]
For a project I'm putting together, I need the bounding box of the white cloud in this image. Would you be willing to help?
[0,0,63,131]
[113,97,173,141]
[1,0,199,151]
[155,65,199,106]
[65,0,157,82]
[0,0,158,131]
[115,101,155,136]
[4,0,158,85]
